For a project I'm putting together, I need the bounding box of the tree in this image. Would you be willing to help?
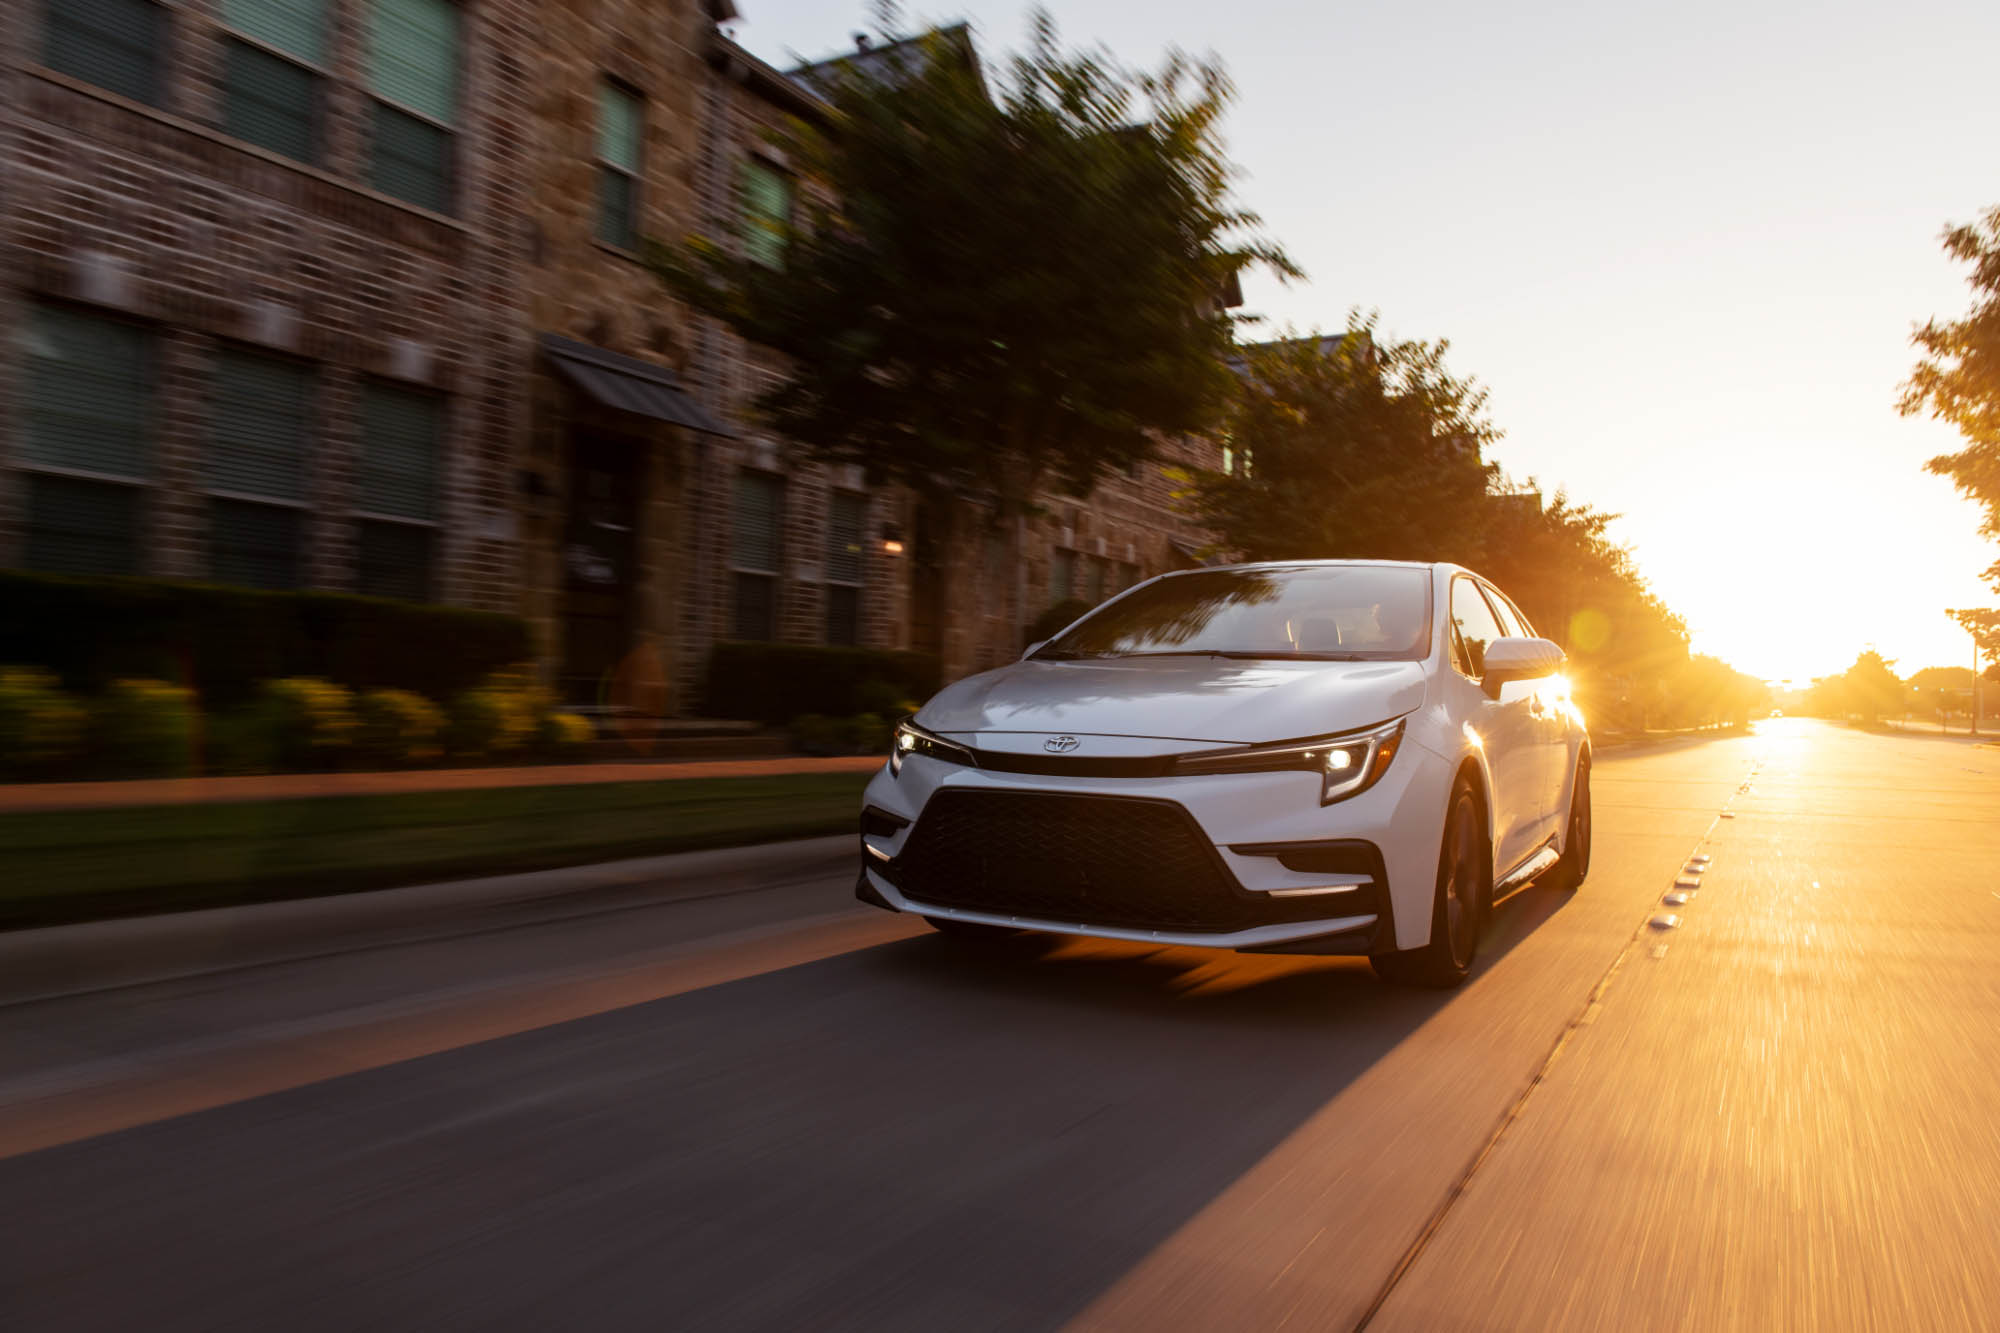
[1899,205,2000,588]
[651,11,1295,514]
[1179,312,1499,564]
[1817,650,1905,723]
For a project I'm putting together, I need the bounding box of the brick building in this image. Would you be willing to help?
[0,1,1219,716]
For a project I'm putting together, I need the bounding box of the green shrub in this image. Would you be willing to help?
[355,689,445,768]
[1027,598,1095,647]
[0,571,533,708]
[842,712,892,755]
[790,711,891,756]
[705,643,941,724]
[538,711,596,759]
[789,713,843,755]
[93,679,197,778]
[0,667,87,777]
[260,677,358,770]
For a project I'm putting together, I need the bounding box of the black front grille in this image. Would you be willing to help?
[893,789,1346,933]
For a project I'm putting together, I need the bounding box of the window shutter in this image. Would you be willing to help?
[370,103,452,212]
[596,170,635,248]
[23,305,152,479]
[597,83,641,170]
[1050,549,1074,605]
[825,492,865,585]
[367,0,458,122]
[44,0,164,106]
[356,519,434,601]
[224,40,319,163]
[739,160,792,268]
[207,351,312,501]
[358,383,441,519]
[733,471,782,573]
[25,475,141,576]
[210,498,303,589]
[222,0,327,63]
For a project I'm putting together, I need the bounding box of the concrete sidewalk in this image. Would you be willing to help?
[0,755,884,814]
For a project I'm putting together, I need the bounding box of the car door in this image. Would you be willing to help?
[1481,581,1568,827]
[1448,577,1546,877]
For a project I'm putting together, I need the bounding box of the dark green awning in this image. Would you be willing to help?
[540,334,732,435]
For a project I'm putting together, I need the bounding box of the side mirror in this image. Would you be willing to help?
[1482,637,1565,700]
[1022,640,1048,660]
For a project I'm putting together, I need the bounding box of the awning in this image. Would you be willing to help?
[540,333,732,435]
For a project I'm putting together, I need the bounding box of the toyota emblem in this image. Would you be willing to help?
[1044,735,1080,753]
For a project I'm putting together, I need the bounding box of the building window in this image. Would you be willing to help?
[42,0,166,106]
[596,80,642,249]
[206,348,314,589]
[365,0,458,213]
[1049,548,1075,605]
[1085,556,1106,606]
[219,0,328,164]
[1116,560,1139,591]
[739,158,793,269]
[824,490,866,646]
[732,470,783,640]
[353,382,443,601]
[19,304,152,575]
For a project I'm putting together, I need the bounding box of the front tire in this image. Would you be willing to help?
[1545,752,1592,891]
[1372,779,1487,988]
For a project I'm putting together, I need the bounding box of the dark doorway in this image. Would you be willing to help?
[560,431,643,704]
[909,504,945,659]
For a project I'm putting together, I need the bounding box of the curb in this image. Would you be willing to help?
[0,834,855,1009]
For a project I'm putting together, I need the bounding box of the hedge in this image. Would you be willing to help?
[703,641,941,723]
[0,571,533,708]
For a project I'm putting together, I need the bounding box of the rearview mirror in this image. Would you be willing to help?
[1483,636,1565,700]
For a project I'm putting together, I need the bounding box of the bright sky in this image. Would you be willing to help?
[731,0,2000,682]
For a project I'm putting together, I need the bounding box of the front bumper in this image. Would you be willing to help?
[856,749,1446,954]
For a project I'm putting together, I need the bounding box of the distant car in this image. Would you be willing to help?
[856,561,1591,988]
[1770,709,1783,718]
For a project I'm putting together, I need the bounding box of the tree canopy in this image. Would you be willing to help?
[651,11,1295,512]
[1900,205,2000,588]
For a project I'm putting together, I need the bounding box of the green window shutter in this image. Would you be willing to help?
[43,0,164,106]
[824,585,859,647]
[733,471,782,574]
[597,82,641,171]
[367,0,458,122]
[358,383,441,520]
[210,497,303,589]
[24,475,142,576]
[355,519,434,601]
[371,102,452,212]
[1050,549,1074,605]
[221,0,326,63]
[23,305,152,478]
[207,350,313,501]
[596,168,635,248]
[739,159,792,268]
[223,40,319,163]
[825,491,865,585]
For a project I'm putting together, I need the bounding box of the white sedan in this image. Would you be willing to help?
[856,560,1592,987]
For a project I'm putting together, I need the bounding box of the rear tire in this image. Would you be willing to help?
[1371,779,1486,988]
[1545,752,1592,892]
[923,916,1020,941]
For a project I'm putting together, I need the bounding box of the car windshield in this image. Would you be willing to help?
[1035,565,1433,661]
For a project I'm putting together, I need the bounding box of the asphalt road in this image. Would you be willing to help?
[2,719,1995,1331]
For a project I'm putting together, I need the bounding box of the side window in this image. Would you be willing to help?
[1450,577,1506,679]
[739,158,793,268]
[1483,583,1533,640]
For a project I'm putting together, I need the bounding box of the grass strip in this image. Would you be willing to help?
[0,772,871,929]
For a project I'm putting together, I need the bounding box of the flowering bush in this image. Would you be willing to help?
[260,677,358,770]
[94,678,197,777]
[0,667,86,776]
[538,711,596,759]
[356,689,445,767]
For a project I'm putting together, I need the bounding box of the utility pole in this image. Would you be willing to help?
[1973,633,1982,738]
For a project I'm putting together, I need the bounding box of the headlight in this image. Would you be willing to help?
[891,720,974,777]
[1172,717,1404,805]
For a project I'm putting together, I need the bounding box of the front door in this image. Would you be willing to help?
[1449,576,1549,876]
[560,431,642,703]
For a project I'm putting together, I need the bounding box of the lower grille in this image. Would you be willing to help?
[893,789,1348,933]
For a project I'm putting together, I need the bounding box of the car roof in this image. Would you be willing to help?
[1160,558,1457,576]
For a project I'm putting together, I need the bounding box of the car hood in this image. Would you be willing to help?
[918,656,1430,746]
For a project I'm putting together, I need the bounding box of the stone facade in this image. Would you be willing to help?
[0,1,1221,716]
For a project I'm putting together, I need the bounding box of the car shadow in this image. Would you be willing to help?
[0,879,1579,1333]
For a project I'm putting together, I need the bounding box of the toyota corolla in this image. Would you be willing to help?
[855,560,1591,987]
